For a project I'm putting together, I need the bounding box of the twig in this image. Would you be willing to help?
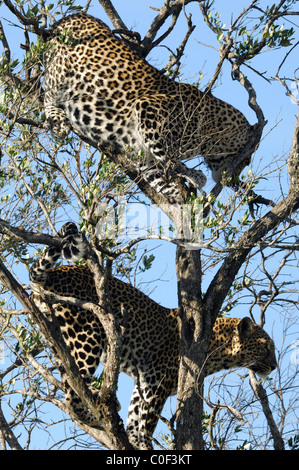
[208,401,245,450]
[0,21,11,64]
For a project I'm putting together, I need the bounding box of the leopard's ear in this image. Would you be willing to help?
[238,317,255,339]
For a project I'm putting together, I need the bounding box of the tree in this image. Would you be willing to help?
[0,0,298,450]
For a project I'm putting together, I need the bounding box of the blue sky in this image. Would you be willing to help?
[0,0,298,449]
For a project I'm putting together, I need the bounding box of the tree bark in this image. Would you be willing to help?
[175,247,209,450]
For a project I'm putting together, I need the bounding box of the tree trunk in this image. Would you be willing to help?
[175,246,212,450]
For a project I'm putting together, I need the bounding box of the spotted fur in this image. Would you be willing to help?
[30,223,277,449]
[44,13,256,201]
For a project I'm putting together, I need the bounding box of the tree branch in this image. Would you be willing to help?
[97,0,128,30]
[249,371,284,450]
[288,113,299,188]
[0,21,11,64]
[0,218,61,246]
[2,0,48,38]
[0,401,23,450]
[204,189,299,317]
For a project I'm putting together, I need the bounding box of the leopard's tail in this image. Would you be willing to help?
[29,222,87,286]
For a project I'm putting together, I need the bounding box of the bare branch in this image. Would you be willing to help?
[142,1,182,53]
[204,188,299,316]
[161,11,196,78]
[2,114,42,128]
[288,113,299,188]
[249,370,284,450]
[207,401,245,450]
[0,402,23,450]
[232,65,266,126]
[141,0,202,56]
[0,21,11,64]
[97,0,128,30]
[0,218,61,246]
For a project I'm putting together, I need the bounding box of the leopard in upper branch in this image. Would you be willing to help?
[44,13,257,201]
[30,223,277,450]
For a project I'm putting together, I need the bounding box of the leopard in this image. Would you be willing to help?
[29,222,277,450]
[44,12,257,202]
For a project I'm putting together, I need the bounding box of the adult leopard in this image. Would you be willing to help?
[44,13,257,201]
[30,223,277,450]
